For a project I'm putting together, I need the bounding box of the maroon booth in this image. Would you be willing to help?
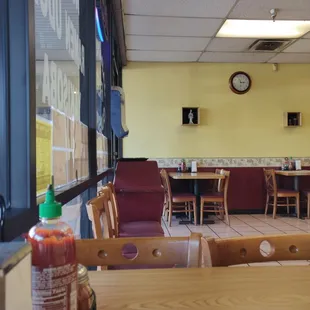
[114,160,165,237]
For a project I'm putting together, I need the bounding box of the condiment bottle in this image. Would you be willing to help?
[77,264,96,310]
[181,159,186,172]
[28,184,77,309]
[177,163,181,172]
[289,157,295,171]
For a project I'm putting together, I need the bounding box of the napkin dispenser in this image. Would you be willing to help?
[295,160,302,170]
[0,242,32,310]
[191,161,197,173]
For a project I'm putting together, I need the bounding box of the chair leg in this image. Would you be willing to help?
[192,200,197,226]
[168,203,172,227]
[307,194,310,219]
[272,196,277,219]
[185,202,188,216]
[200,199,204,225]
[188,203,192,221]
[296,194,300,219]
[224,199,230,226]
[264,194,269,215]
[286,197,290,214]
[219,204,224,220]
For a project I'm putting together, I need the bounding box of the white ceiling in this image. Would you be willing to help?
[123,0,310,63]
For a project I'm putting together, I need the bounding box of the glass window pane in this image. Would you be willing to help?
[96,36,108,172]
[61,195,82,239]
[35,0,88,196]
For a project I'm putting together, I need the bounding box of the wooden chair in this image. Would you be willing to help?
[160,174,169,219]
[202,234,310,267]
[86,185,118,239]
[99,182,119,235]
[263,169,300,219]
[200,170,230,226]
[212,169,222,193]
[76,233,203,269]
[160,169,197,227]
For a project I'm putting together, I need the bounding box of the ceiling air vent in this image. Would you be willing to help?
[248,39,292,52]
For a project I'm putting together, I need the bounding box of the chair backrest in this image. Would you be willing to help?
[86,185,118,239]
[99,182,119,236]
[202,234,310,267]
[160,169,172,205]
[76,233,203,268]
[212,169,222,192]
[219,170,230,197]
[263,168,277,196]
[86,194,111,239]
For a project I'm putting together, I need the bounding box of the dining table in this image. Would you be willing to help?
[169,172,225,224]
[89,266,310,309]
[275,170,310,191]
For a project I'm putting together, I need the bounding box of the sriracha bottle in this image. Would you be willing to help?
[28,184,77,309]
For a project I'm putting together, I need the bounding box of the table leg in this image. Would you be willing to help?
[179,179,215,225]
[294,176,299,191]
[178,180,194,225]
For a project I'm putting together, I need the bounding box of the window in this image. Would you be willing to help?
[1,0,119,242]
[96,38,108,173]
[35,0,88,196]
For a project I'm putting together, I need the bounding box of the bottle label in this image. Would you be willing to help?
[32,263,77,310]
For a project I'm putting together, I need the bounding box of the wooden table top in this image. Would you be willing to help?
[89,267,310,310]
[275,170,310,177]
[169,172,224,180]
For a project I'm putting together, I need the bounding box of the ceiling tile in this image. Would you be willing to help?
[268,53,310,63]
[229,0,310,20]
[283,39,310,53]
[199,52,275,63]
[123,0,237,18]
[124,15,223,37]
[126,35,210,51]
[126,50,201,62]
[206,38,256,52]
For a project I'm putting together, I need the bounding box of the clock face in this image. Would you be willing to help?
[229,72,251,94]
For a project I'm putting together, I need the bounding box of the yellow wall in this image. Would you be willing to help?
[123,62,310,158]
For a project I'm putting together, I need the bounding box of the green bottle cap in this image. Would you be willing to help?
[39,184,62,218]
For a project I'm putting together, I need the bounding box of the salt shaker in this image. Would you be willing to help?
[78,264,97,310]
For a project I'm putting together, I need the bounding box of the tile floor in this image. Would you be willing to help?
[161,214,310,266]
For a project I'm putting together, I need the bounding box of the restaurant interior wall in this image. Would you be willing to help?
[123,62,310,158]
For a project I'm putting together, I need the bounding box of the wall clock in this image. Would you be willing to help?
[229,71,251,95]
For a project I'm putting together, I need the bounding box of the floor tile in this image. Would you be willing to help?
[261,231,285,235]
[279,260,310,266]
[217,232,241,238]
[202,232,219,238]
[284,230,305,234]
[240,231,263,236]
[256,227,282,233]
[229,264,249,267]
[162,213,307,244]
[248,261,281,266]
[188,226,213,233]
[231,225,258,232]
[210,227,237,233]
[169,230,191,237]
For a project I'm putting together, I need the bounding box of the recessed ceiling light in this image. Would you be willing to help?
[217,19,310,39]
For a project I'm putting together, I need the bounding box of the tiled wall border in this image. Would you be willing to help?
[151,157,310,168]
